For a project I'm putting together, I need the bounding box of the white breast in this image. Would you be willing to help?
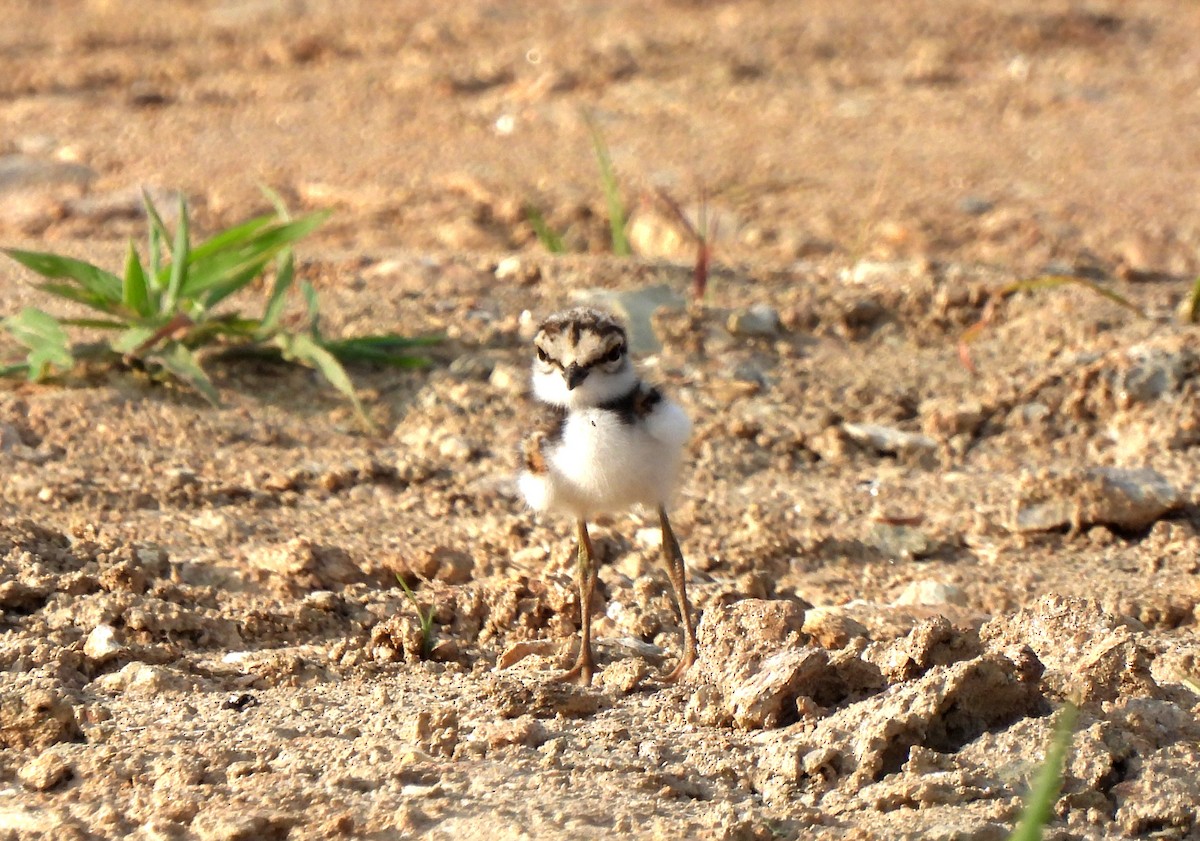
[520,398,691,518]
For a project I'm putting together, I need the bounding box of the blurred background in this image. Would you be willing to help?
[2,0,1199,279]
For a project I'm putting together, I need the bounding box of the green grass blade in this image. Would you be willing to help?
[301,280,321,338]
[122,239,153,317]
[34,281,122,313]
[112,325,158,354]
[258,250,296,337]
[1004,275,1145,318]
[584,114,630,256]
[161,195,191,315]
[1007,702,1079,841]
[396,575,435,658]
[4,248,124,311]
[2,308,75,379]
[59,317,130,330]
[155,342,219,405]
[322,334,439,367]
[142,191,170,286]
[526,205,565,253]
[276,331,368,425]
[200,257,275,310]
[180,212,329,301]
[187,214,276,263]
[0,362,30,378]
[259,184,292,220]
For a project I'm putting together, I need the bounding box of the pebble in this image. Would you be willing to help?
[844,260,910,285]
[83,624,124,663]
[726,304,781,338]
[488,364,524,395]
[0,154,96,193]
[1013,467,1181,533]
[894,580,967,607]
[436,436,474,463]
[866,523,934,561]
[957,196,995,216]
[843,422,938,457]
[448,354,495,380]
[92,663,193,695]
[18,750,73,792]
[1115,345,1190,408]
[801,607,869,649]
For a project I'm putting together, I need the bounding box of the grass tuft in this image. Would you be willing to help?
[2,193,434,428]
[396,574,436,659]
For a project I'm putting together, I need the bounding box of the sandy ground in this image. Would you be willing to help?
[2,1,1200,839]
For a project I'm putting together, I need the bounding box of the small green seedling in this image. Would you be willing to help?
[1,192,436,427]
[1007,701,1079,841]
[396,574,436,659]
[525,113,630,257]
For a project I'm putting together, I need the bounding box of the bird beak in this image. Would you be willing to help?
[564,363,588,390]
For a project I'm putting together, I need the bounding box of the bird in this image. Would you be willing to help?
[517,306,696,685]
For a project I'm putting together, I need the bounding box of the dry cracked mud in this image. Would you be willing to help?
[2,1,1200,839]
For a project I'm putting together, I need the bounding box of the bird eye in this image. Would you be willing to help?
[605,345,624,363]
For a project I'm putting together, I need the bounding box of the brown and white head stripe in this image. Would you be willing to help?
[532,307,630,394]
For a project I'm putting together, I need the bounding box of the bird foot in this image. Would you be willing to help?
[553,653,596,686]
[661,650,696,684]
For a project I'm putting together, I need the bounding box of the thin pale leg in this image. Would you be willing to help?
[556,519,598,685]
[659,506,697,682]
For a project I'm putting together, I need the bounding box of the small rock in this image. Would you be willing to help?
[497,639,560,670]
[729,648,831,729]
[894,580,966,607]
[488,364,524,395]
[493,255,524,281]
[247,538,366,590]
[0,154,96,192]
[18,749,73,792]
[957,196,995,216]
[802,607,869,650]
[843,423,938,458]
[726,304,781,338]
[981,594,1156,703]
[448,354,494,380]
[844,260,908,285]
[436,435,475,463]
[0,688,82,750]
[1012,467,1181,533]
[484,715,549,749]
[191,812,294,841]
[634,527,663,549]
[598,657,650,694]
[754,652,1042,789]
[221,693,258,712]
[83,624,125,663]
[921,399,985,438]
[92,663,194,695]
[1114,345,1191,408]
[866,523,934,561]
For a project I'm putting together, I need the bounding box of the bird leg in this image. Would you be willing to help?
[659,506,697,682]
[556,518,598,685]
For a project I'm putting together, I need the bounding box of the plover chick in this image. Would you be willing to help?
[518,307,697,685]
